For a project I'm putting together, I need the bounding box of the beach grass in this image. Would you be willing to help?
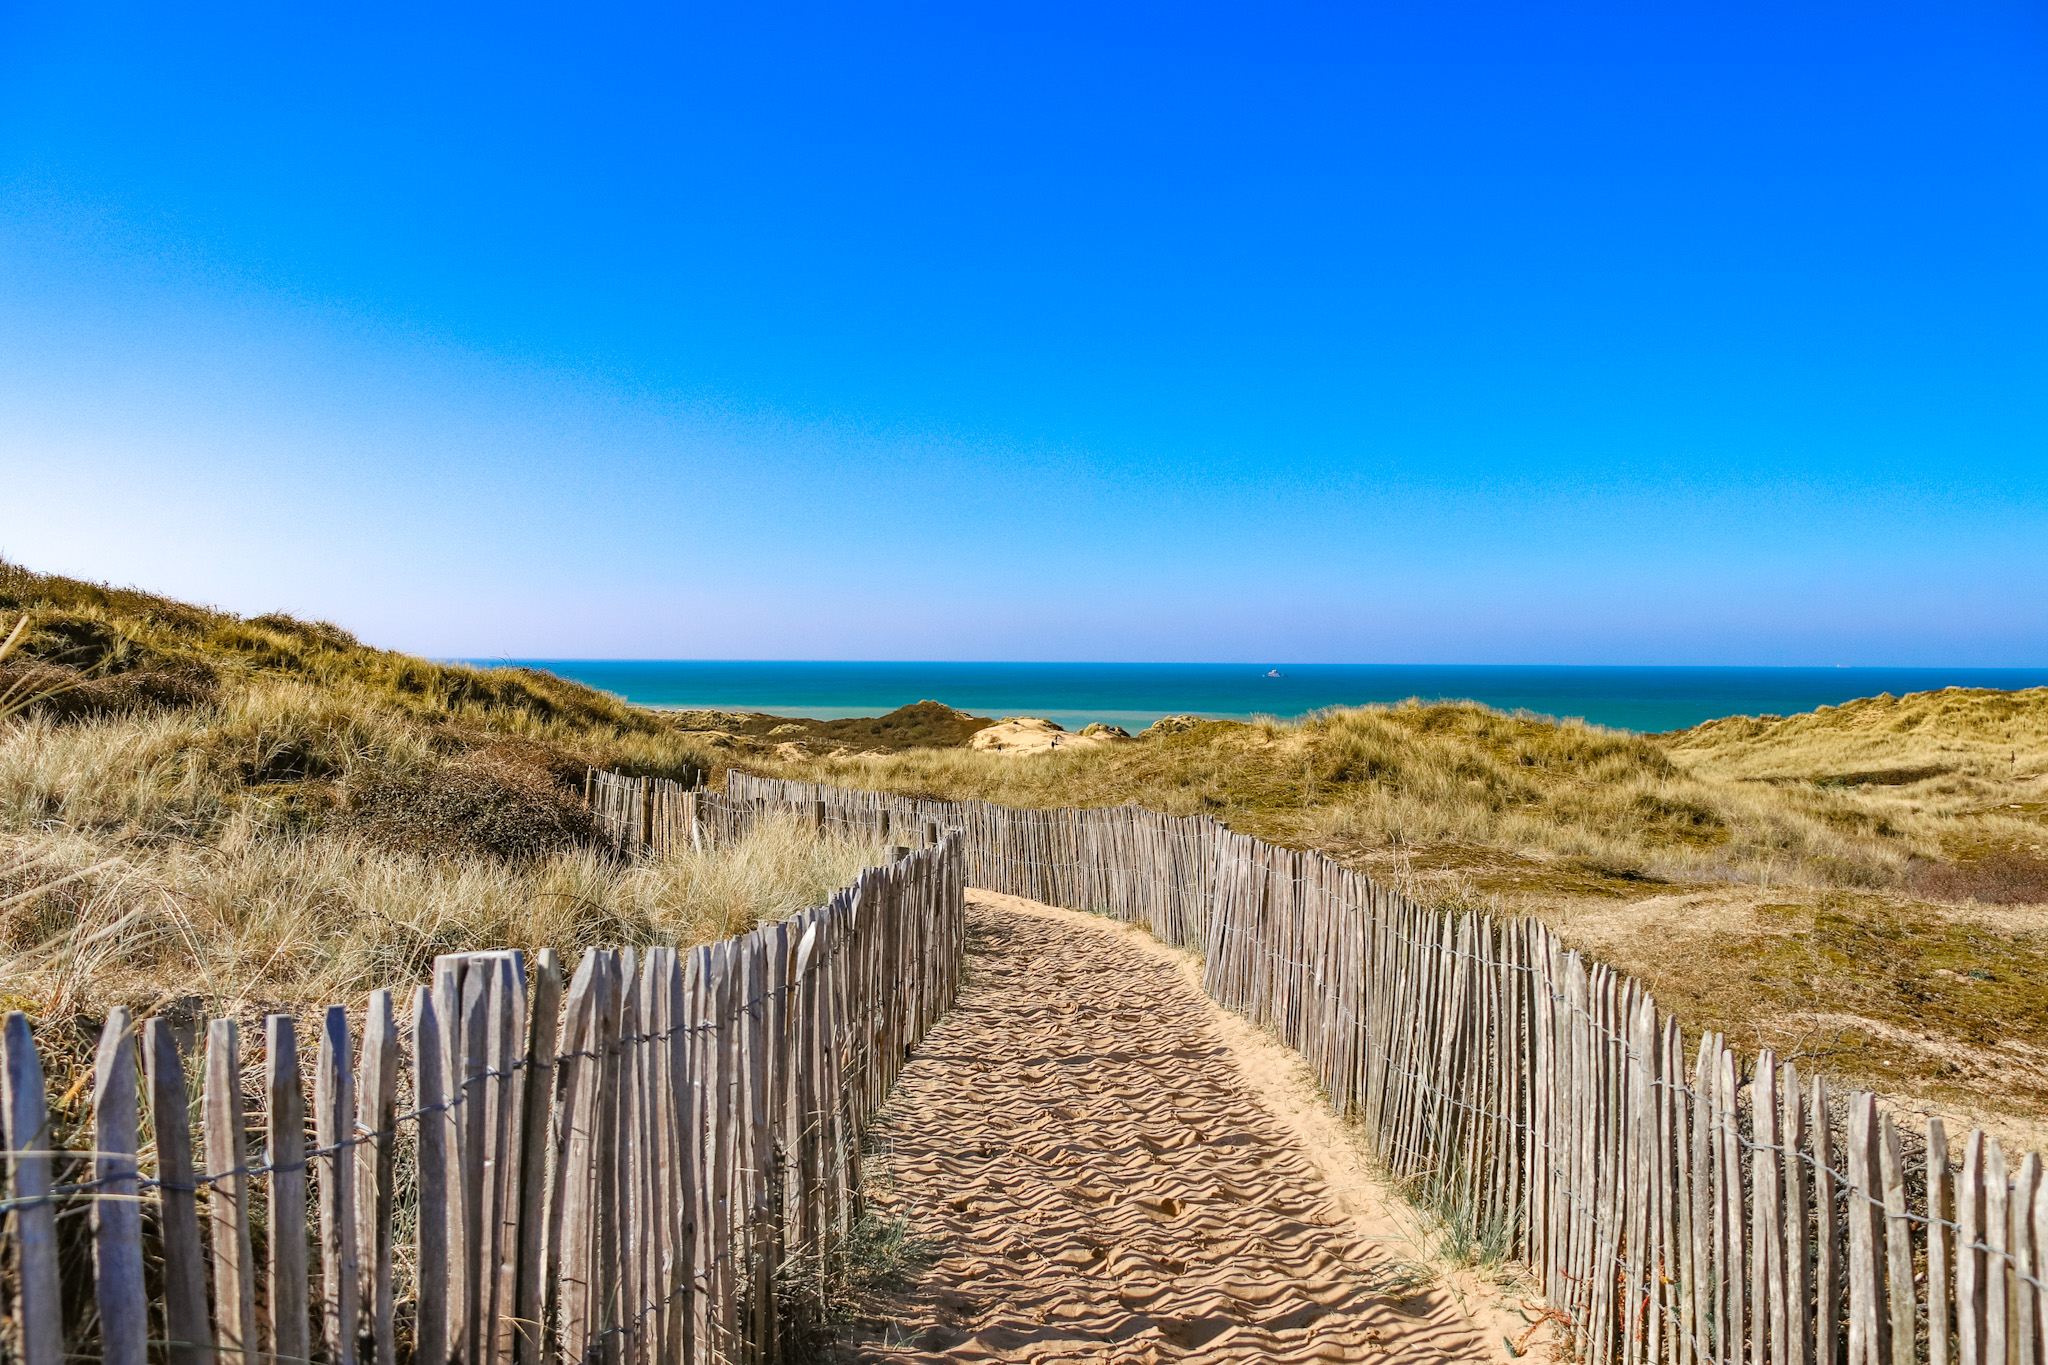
[6,553,2047,1141]
[755,691,2048,1144]
[0,558,882,1098]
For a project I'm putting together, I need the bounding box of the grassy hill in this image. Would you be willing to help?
[0,560,886,1072]
[755,690,2048,1142]
[6,556,2046,1141]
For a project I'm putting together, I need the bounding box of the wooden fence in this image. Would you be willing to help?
[584,775,779,857]
[0,828,964,1365]
[704,769,2048,1365]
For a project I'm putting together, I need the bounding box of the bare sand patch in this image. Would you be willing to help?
[838,891,1550,1362]
[967,719,1120,756]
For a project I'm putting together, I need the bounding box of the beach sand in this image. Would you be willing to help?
[838,890,1549,1363]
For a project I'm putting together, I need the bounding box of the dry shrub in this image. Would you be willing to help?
[340,745,599,862]
[12,663,221,718]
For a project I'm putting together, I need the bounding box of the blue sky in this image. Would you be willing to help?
[2,2,2043,664]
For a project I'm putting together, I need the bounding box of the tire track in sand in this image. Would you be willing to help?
[842,893,1492,1363]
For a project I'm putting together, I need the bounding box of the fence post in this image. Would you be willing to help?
[358,990,401,1365]
[1928,1119,1949,1365]
[205,1019,259,1365]
[316,1005,361,1365]
[93,1007,147,1365]
[1985,1138,2009,1365]
[145,1016,214,1365]
[269,1014,311,1365]
[1878,1115,1916,1365]
[415,987,449,1365]
[4,1011,63,1365]
[516,949,564,1365]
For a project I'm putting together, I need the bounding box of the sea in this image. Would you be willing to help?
[476,662,2048,735]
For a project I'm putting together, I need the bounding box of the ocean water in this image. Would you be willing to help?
[481,661,2048,734]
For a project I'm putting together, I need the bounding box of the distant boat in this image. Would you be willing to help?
[1264,669,1284,678]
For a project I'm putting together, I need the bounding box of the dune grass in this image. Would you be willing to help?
[9,554,2048,1139]
[757,697,2048,891]
[754,692,2048,1142]
[0,794,883,1022]
[0,560,885,1102]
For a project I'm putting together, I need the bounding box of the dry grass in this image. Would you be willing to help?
[756,691,2048,1137]
[10,553,2048,1140]
[758,699,2047,889]
[0,557,723,782]
[0,561,884,1100]
[0,676,874,1002]
[0,801,881,1020]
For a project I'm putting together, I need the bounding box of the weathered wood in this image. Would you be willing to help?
[484,952,528,1365]
[1927,1119,1949,1365]
[517,949,564,1365]
[595,950,626,1365]
[1847,1092,1882,1365]
[435,956,473,1365]
[206,1018,259,1365]
[551,950,605,1365]
[92,1007,148,1365]
[316,1004,362,1365]
[4,1011,64,1365]
[268,1014,311,1365]
[2033,1176,2048,1365]
[145,1015,214,1365]
[457,958,492,1365]
[1754,1052,1783,1365]
[1957,1131,1985,1365]
[1718,1044,1742,1365]
[1984,1137,2009,1365]
[1815,1078,1838,1365]
[415,987,450,1365]
[358,990,401,1365]
[1877,1114,1914,1365]
[1691,1038,1715,1365]
[1781,1063,1807,1365]
[2011,1152,2041,1365]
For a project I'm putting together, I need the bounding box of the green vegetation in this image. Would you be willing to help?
[667,700,995,754]
[6,554,2047,1142]
[760,697,2048,891]
[756,686,2048,1143]
[0,560,883,1094]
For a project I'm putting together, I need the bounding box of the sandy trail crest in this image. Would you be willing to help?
[843,894,1496,1363]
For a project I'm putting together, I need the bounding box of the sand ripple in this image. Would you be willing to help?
[842,896,1490,1363]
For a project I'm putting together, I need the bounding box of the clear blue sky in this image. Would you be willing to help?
[2,3,2042,664]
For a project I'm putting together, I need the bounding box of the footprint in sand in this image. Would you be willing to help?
[835,891,1498,1364]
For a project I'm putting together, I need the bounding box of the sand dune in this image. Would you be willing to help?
[966,718,1124,755]
[841,892,1521,1363]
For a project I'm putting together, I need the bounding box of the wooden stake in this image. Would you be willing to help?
[92,1008,147,1365]
[4,1011,64,1365]
[146,1016,214,1365]
[268,1014,311,1365]
[206,1019,259,1365]
[358,991,401,1365]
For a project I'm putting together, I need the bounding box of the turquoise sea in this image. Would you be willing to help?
[479,662,2048,735]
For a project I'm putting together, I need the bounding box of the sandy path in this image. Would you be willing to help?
[840,892,1508,1364]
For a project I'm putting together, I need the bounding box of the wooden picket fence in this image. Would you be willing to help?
[0,828,964,1365]
[583,776,787,858]
[700,769,2048,1365]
